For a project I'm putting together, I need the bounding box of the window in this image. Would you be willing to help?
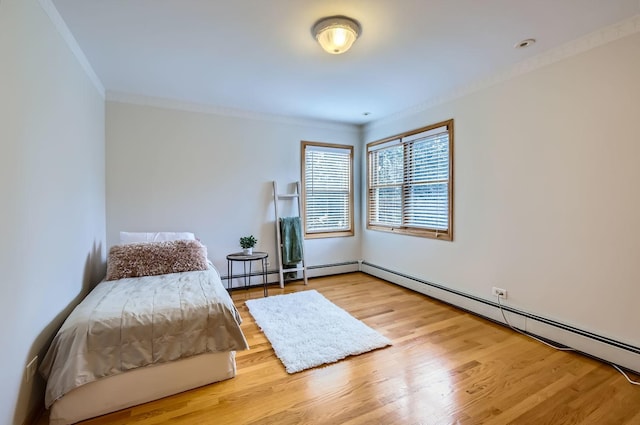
[367,119,453,240]
[301,141,354,238]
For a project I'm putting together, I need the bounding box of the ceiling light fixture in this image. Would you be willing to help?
[312,16,361,55]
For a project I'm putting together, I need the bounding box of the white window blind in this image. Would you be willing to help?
[303,142,353,237]
[369,141,403,227]
[367,120,453,240]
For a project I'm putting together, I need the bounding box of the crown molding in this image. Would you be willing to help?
[38,0,105,97]
[367,14,640,132]
[106,91,360,134]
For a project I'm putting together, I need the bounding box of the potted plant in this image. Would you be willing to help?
[239,235,257,255]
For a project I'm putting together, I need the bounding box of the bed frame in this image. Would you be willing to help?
[49,351,236,425]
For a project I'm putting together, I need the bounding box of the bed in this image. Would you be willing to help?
[40,233,249,425]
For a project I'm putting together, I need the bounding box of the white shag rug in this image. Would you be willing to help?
[245,290,392,374]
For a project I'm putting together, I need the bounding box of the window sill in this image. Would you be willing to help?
[304,230,354,239]
[366,224,452,241]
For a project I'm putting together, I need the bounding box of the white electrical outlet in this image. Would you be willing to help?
[492,287,507,299]
[265,261,270,267]
[26,356,38,383]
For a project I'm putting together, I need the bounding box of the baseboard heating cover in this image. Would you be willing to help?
[361,261,639,374]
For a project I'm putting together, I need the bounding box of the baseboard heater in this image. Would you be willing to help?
[361,261,640,375]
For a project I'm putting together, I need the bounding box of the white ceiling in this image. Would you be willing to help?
[51,0,640,125]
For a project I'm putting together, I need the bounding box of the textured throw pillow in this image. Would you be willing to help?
[106,240,209,281]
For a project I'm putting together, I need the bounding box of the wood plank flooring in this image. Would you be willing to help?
[38,272,640,424]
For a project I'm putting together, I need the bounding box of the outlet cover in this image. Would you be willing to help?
[492,287,507,299]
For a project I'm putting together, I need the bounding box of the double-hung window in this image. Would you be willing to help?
[367,119,453,240]
[301,141,354,238]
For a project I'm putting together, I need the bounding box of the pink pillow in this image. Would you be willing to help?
[106,240,208,281]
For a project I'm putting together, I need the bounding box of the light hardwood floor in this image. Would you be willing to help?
[39,272,640,425]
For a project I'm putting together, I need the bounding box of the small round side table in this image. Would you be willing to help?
[226,251,269,297]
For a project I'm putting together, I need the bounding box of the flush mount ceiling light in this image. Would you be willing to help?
[312,16,361,55]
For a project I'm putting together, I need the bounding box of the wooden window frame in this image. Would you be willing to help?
[301,141,354,239]
[366,119,454,241]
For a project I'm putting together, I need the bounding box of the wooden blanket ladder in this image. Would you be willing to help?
[273,181,308,288]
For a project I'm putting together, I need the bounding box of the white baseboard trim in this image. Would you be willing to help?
[306,261,360,278]
[361,262,640,375]
[224,261,359,290]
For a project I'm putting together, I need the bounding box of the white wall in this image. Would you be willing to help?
[0,1,106,424]
[106,101,361,286]
[362,32,640,357]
